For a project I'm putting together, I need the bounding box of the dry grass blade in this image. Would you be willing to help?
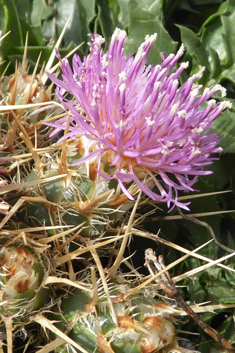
[43,276,93,293]
[48,43,85,77]
[36,338,66,353]
[1,225,74,237]
[42,14,73,85]
[150,209,235,221]
[144,249,235,353]
[119,238,215,300]
[176,303,235,315]
[173,251,235,282]
[90,246,117,325]
[0,101,62,111]
[33,315,90,353]
[54,232,131,266]
[0,31,11,42]
[3,316,13,353]
[0,198,24,229]
[178,190,232,201]
[130,228,235,275]
[108,191,142,278]
[177,207,234,253]
[0,174,66,195]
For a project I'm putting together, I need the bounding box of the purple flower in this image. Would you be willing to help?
[46,28,231,210]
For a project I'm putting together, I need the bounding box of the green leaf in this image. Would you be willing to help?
[8,41,80,73]
[225,266,235,287]
[117,0,164,37]
[178,25,210,83]
[30,0,45,26]
[217,315,235,343]
[0,0,97,74]
[125,0,177,65]
[209,109,235,153]
[117,0,130,28]
[178,178,223,257]
[179,2,235,91]
[96,0,118,51]
[187,276,208,303]
[208,46,222,78]
[203,153,234,190]
[192,0,222,4]
[206,277,235,304]
[0,0,47,74]
[51,0,96,50]
[198,0,230,32]
[0,2,5,32]
[221,11,235,64]
[139,0,163,17]
[0,0,25,53]
[41,4,54,21]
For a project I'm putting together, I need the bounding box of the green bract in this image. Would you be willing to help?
[18,167,132,238]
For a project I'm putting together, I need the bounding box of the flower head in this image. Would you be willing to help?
[46,28,231,210]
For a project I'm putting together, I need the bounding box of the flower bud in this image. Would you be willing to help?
[0,240,49,317]
[50,281,187,353]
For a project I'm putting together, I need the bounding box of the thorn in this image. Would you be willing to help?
[21,32,28,76]
[42,14,73,85]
